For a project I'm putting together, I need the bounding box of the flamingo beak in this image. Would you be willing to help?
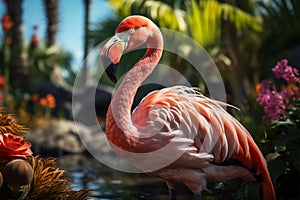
[101,36,127,83]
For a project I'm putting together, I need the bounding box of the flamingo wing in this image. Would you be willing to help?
[132,85,275,199]
[132,85,242,163]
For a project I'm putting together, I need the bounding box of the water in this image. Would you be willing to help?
[55,154,238,200]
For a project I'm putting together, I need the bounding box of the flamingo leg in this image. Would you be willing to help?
[194,192,202,200]
[169,188,176,200]
[194,191,202,200]
[165,181,176,200]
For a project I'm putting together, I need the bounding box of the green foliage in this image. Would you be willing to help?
[88,17,122,49]
[108,0,261,50]
[259,0,300,61]
[264,100,300,198]
[187,0,223,48]
[187,0,261,49]
[28,44,73,87]
[96,0,261,93]
[109,0,187,32]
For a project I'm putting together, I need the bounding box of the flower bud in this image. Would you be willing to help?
[2,159,33,190]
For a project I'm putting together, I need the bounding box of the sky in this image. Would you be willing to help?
[0,0,114,70]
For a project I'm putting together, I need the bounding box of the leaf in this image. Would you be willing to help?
[268,155,289,183]
[271,119,295,128]
[275,126,300,146]
[287,140,300,170]
[234,181,262,200]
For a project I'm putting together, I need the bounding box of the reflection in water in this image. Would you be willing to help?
[55,154,236,200]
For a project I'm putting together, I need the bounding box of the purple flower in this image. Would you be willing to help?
[257,59,300,122]
[256,80,272,105]
[258,90,286,122]
[272,59,300,83]
[265,91,286,121]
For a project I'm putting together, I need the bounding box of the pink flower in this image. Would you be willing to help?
[262,91,286,122]
[0,133,33,164]
[257,83,286,122]
[256,80,272,105]
[272,59,300,83]
[257,59,300,122]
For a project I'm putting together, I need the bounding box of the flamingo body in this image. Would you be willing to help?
[101,15,275,200]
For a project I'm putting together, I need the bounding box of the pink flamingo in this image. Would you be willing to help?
[100,15,275,200]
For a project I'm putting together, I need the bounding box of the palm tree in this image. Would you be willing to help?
[5,0,29,93]
[81,0,92,85]
[44,0,59,48]
[28,0,74,89]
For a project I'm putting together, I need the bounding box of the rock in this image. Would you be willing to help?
[25,119,88,155]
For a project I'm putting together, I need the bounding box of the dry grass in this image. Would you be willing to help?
[0,107,27,135]
[27,156,91,200]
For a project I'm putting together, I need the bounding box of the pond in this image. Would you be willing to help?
[55,154,241,200]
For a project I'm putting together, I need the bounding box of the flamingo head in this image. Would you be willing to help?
[100,15,156,83]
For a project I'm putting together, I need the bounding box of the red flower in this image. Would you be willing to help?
[1,14,13,31]
[5,37,12,45]
[30,33,39,48]
[31,93,39,102]
[0,133,33,164]
[30,25,39,48]
[0,75,5,89]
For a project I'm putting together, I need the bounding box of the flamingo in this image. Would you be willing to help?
[100,15,276,200]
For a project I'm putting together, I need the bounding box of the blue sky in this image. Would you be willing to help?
[0,0,114,70]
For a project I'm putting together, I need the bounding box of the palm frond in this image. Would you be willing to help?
[186,0,261,49]
[28,44,73,87]
[259,0,300,57]
[109,0,187,32]
[221,2,262,32]
[88,16,122,48]
[186,0,223,48]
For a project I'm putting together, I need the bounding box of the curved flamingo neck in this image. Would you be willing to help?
[108,25,163,140]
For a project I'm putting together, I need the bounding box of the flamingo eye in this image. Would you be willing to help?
[128,28,135,34]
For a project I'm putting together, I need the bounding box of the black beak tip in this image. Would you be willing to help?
[101,55,118,83]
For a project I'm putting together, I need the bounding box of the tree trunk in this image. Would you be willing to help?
[81,0,92,85]
[225,21,250,109]
[44,0,59,47]
[6,0,29,93]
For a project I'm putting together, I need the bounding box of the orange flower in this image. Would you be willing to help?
[46,94,56,108]
[39,98,47,107]
[1,14,13,31]
[45,94,55,102]
[255,83,261,94]
[31,93,39,102]
[0,133,33,164]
